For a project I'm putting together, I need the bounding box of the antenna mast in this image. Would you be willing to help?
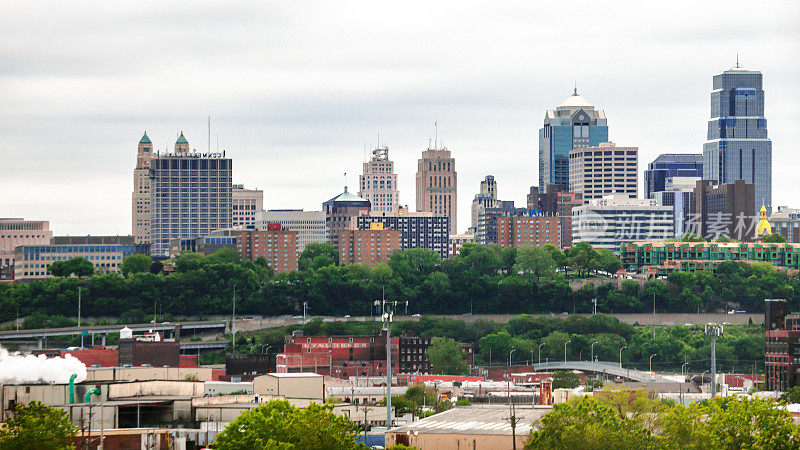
[208,116,211,153]
[434,122,438,149]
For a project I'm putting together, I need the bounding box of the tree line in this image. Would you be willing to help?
[1,242,798,324]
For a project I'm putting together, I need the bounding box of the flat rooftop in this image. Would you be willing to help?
[388,405,552,436]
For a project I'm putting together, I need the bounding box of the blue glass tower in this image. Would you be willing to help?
[539,89,608,192]
[703,65,772,214]
[644,154,703,199]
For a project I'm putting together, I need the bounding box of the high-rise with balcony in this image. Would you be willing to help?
[539,89,608,192]
[359,145,399,214]
[132,132,154,244]
[149,132,232,258]
[416,143,457,234]
[703,64,772,214]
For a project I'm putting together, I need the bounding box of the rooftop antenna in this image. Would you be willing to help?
[216,133,219,152]
[434,121,438,149]
[573,80,578,96]
[736,53,740,68]
[344,172,348,192]
[208,116,211,153]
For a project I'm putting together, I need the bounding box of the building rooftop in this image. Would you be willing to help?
[139,132,151,144]
[388,405,551,436]
[262,372,323,378]
[324,187,369,204]
[558,92,593,108]
[176,132,188,144]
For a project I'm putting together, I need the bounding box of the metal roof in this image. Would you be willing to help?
[388,405,552,436]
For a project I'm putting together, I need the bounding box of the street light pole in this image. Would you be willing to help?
[232,284,236,353]
[619,346,627,368]
[78,286,82,347]
[538,343,545,365]
[591,342,598,363]
[509,349,516,367]
[564,340,571,363]
[649,353,657,372]
[705,323,724,397]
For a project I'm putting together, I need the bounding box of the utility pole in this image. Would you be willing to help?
[506,400,518,450]
[232,284,236,353]
[653,291,656,339]
[379,295,397,430]
[78,287,82,347]
[705,323,724,397]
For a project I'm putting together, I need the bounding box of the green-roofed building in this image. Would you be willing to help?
[175,131,189,153]
[323,186,371,249]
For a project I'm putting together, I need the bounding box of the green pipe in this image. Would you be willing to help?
[84,388,101,403]
[68,374,77,405]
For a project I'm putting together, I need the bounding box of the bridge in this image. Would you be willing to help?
[529,361,672,383]
[0,321,228,349]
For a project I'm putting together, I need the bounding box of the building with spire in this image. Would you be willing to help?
[132,132,153,244]
[359,145,399,214]
[756,201,772,237]
[539,88,608,192]
[415,142,457,234]
[322,187,371,249]
[703,63,772,215]
[148,132,232,258]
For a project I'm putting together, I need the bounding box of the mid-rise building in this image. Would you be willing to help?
[694,179,755,241]
[132,132,154,244]
[572,194,674,250]
[0,218,52,282]
[569,142,638,202]
[356,207,449,259]
[14,242,149,281]
[470,175,500,234]
[169,230,237,258]
[339,225,401,266]
[765,299,800,391]
[359,145,399,214]
[703,64,772,214]
[416,144,457,234]
[620,241,800,274]
[497,216,560,248]
[398,333,474,374]
[770,207,800,243]
[323,188,371,249]
[149,133,233,258]
[644,154,703,199]
[255,210,326,254]
[475,202,524,245]
[527,185,583,248]
[232,185,263,228]
[652,177,699,238]
[539,89,608,192]
[449,234,475,257]
[276,332,399,378]
[235,227,298,273]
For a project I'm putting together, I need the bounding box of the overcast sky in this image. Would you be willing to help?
[1,1,798,235]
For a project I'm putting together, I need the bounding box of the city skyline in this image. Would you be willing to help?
[1,2,798,235]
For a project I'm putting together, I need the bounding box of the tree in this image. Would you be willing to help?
[781,386,800,404]
[119,254,153,277]
[678,232,705,242]
[299,243,338,271]
[525,395,654,450]
[425,336,470,375]
[214,399,366,450]
[207,247,241,264]
[595,249,622,275]
[48,257,94,278]
[514,247,556,282]
[0,401,77,450]
[551,370,580,389]
[762,233,788,243]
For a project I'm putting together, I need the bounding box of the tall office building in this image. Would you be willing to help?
[644,154,703,199]
[569,142,638,202]
[0,218,52,282]
[256,210,326,254]
[232,185,263,228]
[132,132,154,244]
[149,133,233,258]
[539,89,608,192]
[359,145,399,214]
[416,143,457,234]
[323,187,371,249]
[703,64,772,214]
[470,175,500,234]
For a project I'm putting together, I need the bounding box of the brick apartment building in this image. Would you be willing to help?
[765,298,800,391]
[339,225,401,266]
[235,226,298,273]
[275,332,400,379]
[496,216,560,248]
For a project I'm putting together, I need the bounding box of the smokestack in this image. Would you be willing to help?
[0,346,87,385]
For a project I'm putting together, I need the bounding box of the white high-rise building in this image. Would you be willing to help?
[572,194,673,250]
[232,185,263,228]
[359,145,399,214]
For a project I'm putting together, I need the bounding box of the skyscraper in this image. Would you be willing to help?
[322,187,371,249]
[644,154,703,199]
[132,132,154,244]
[149,133,233,258]
[539,89,608,192]
[569,142,638,202]
[470,175,499,234]
[359,145,399,214]
[703,64,772,214]
[232,185,263,228]
[416,143,457,234]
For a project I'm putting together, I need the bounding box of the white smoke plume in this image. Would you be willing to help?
[0,345,87,384]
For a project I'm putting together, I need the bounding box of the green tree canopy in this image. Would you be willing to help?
[551,370,580,389]
[513,246,556,282]
[762,233,788,243]
[119,254,153,277]
[48,257,94,277]
[299,243,338,271]
[425,336,470,375]
[0,401,77,450]
[213,399,366,450]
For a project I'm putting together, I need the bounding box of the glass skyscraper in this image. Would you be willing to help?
[644,153,703,199]
[539,89,608,192]
[703,66,772,214]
